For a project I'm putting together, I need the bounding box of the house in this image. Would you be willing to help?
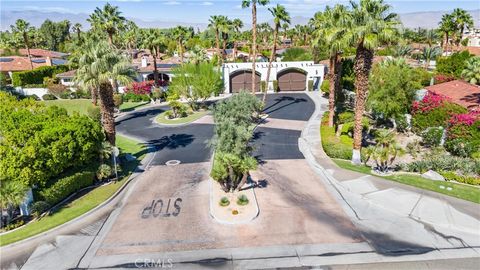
[0,56,67,79]
[0,48,69,59]
[425,80,480,111]
[223,61,325,93]
[56,69,76,86]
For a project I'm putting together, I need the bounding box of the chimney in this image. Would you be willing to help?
[46,57,52,66]
[141,56,148,68]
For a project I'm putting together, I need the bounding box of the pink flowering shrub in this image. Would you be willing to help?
[125,81,154,95]
[434,74,455,84]
[449,111,480,126]
[412,92,448,114]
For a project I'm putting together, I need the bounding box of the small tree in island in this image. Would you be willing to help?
[210,92,263,192]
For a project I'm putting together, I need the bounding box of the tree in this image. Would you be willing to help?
[263,4,290,103]
[231,18,244,60]
[438,14,455,52]
[169,62,223,110]
[87,3,126,45]
[210,92,262,192]
[436,50,472,78]
[219,17,232,64]
[344,0,399,164]
[189,45,208,65]
[172,26,190,63]
[242,0,270,93]
[10,19,33,69]
[72,23,82,41]
[363,129,403,173]
[209,15,227,64]
[142,29,166,85]
[462,57,480,85]
[451,8,474,46]
[367,63,421,128]
[420,46,442,69]
[75,42,136,145]
[39,19,71,51]
[311,4,349,127]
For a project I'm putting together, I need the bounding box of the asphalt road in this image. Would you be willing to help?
[116,93,316,164]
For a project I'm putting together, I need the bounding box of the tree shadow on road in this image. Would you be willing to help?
[146,134,195,150]
[263,96,308,115]
[115,108,165,125]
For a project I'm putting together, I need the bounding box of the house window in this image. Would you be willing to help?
[63,78,71,82]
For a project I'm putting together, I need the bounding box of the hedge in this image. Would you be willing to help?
[12,65,69,87]
[320,113,353,160]
[39,171,95,205]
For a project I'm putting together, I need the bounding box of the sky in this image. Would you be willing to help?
[1,0,479,24]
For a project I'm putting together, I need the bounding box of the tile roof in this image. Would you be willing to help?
[0,56,53,72]
[425,80,480,110]
[0,48,68,58]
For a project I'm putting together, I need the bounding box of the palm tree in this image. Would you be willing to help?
[242,0,270,93]
[208,15,225,64]
[344,0,399,164]
[462,57,480,85]
[311,5,349,127]
[189,45,208,65]
[231,19,244,60]
[142,29,165,85]
[76,42,136,145]
[263,4,290,103]
[0,181,27,223]
[72,23,82,41]
[87,3,126,45]
[451,8,474,46]
[10,19,33,69]
[172,26,190,63]
[439,14,455,53]
[421,46,442,69]
[220,17,232,64]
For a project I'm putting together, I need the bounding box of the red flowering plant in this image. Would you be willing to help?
[125,80,154,95]
[449,111,480,126]
[434,74,455,84]
[412,92,448,114]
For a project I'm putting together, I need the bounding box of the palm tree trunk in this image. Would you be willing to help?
[262,24,278,103]
[327,54,339,127]
[251,3,257,94]
[91,87,98,106]
[99,82,116,146]
[352,44,373,164]
[24,34,33,70]
[233,41,238,60]
[179,42,184,63]
[215,30,221,64]
[153,56,159,86]
[108,32,113,46]
[222,38,227,61]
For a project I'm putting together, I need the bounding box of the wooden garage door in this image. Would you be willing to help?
[277,69,306,91]
[230,70,261,93]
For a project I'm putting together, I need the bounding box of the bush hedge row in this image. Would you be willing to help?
[12,65,69,87]
[320,113,353,160]
[39,171,95,205]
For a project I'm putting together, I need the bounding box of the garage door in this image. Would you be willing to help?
[230,70,261,93]
[277,69,307,91]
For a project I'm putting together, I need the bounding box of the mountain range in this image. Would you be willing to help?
[1,9,479,31]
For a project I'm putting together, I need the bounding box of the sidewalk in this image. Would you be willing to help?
[300,92,480,250]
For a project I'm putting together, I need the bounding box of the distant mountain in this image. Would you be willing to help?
[0,10,208,31]
[1,9,478,31]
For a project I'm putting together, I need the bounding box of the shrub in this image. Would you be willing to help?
[125,80,154,95]
[11,65,69,86]
[272,80,278,92]
[219,196,230,207]
[152,88,164,101]
[42,93,57,100]
[3,219,24,231]
[320,79,330,94]
[440,171,480,185]
[47,83,68,97]
[261,81,267,92]
[436,50,472,78]
[403,155,479,176]
[406,140,422,158]
[337,111,355,124]
[321,113,353,160]
[87,106,101,122]
[123,93,150,102]
[164,110,173,119]
[434,74,455,84]
[30,201,50,218]
[421,127,444,147]
[445,115,480,157]
[445,138,476,158]
[236,194,249,206]
[24,84,46,88]
[113,94,123,108]
[96,164,112,181]
[59,91,72,99]
[40,171,95,205]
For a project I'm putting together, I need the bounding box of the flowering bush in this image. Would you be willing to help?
[125,81,154,95]
[412,92,448,114]
[445,112,480,157]
[449,111,480,126]
[434,74,455,84]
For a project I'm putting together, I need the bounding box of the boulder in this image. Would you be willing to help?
[422,170,445,181]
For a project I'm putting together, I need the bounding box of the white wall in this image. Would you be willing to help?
[222,61,326,93]
[15,87,49,99]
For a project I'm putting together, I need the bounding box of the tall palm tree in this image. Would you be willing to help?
[208,15,225,64]
[263,4,290,103]
[219,17,232,64]
[311,4,349,127]
[72,23,82,41]
[439,14,455,53]
[421,46,442,69]
[76,42,136,145]
[451,8,474,46]
[231,18,244,60]
[87,3,126,46]
[344,0,399,164]
[10,19,33,69]
[143,29,165,85]
[172,26,190,63]
[242,0,270,93]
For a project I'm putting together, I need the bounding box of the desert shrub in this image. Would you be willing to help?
[403,155,479,176]
[445,138,476,158]
[30,201,50,218]
[272,80,278,92]
[87,106,101,122]
[236,194,249,206]
[406,140,422,158]
[340,118,369,138]
[421,127,444,147]
[11,65,68,86]
[40,171,95,205]
[439,171,480,185]
[113,94,123,108]
[337,111,354,124]
[219,196,230,207]
[96,164,112,181]
[41,93,57,100]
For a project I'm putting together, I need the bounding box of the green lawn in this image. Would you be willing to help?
[333,159,480,204]
[0,135,147,246]
[42,99,148,115]
[156,110,208,125]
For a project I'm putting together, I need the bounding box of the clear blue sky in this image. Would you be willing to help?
[1,0,479,23]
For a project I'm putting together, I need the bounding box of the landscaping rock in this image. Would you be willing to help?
[422,170,445,181]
